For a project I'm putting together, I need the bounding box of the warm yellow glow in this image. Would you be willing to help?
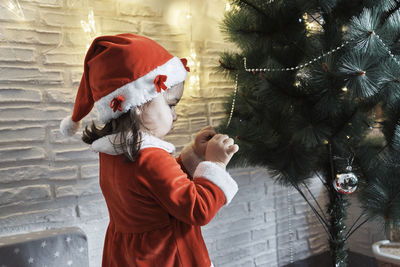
[89,10,96,33]
[294,81,300,87]
[225,3,241,12]
[186,42,200,92]
[187,72,200,92]
[306,21,319,31]
[80,9,98,49]
[323,140,329,144]
[187,59,195,68]
[303,13,323,33]
[186,13,192,19]
[81,9,96,34]
[187,44,196,68]
[346,135,350,139]
[4,0,25,19]
[81,21,91,33]
[190,43,197,60]
[342,86,348,92]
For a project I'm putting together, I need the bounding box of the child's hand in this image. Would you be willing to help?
[205,134,239,169]
[192,126,217,159]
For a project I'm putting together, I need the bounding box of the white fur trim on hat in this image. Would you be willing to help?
[94,56,187,123]
[60,116,81,137]
[193,161,239,205]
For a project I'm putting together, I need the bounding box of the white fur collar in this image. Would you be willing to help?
[90,131,176,155]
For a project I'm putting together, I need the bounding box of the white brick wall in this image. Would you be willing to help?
[0,0,384,266]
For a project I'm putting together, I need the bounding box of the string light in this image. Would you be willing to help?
[243,42,349,72]
[226,73,239,128]
[225,2,231,11]
[184,0,200,92]
[227,9,400,141]
[80,8,98,49]
[225,1,241,12]
[1,0,25,19]
[374,32,400,67]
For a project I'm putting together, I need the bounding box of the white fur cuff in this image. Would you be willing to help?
[180,143,203,177]
[60,116,81,137]
[194,161,238,205]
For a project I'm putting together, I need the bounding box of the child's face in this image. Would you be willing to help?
[139,82,184,139]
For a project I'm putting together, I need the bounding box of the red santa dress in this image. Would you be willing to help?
[91,132,239,267]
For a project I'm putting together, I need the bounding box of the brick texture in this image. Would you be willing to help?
[0,1,384,267]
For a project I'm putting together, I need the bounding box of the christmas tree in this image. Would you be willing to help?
[218,0,400,266]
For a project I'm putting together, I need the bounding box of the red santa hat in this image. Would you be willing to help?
[60,33,189,137]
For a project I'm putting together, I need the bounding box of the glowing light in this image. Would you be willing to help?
[187,59,195,68]
[81,22,91,33]
[342,86,348,92]
[306,21,319,31]
[186,43,200,92]
[294,81,300,87]
[190,43,197,60]
[80,8,98,50]
[346,135,350,139]
[323,140,329,144]
[186,13,191,19]
[80,9,97,34]
[303,12,323,33]
[226,2,231,11]
[1,0,25,19]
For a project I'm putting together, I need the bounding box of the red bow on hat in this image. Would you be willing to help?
[180,58,190,72]
[154,75,168,93]
[110,95,125,112]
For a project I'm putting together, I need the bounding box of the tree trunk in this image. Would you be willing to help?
[327,183,348,267]
[328,143,348,267]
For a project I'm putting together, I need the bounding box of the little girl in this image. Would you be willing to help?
[60,33,239,267]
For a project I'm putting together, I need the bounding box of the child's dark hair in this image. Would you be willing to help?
[82,109,142,162]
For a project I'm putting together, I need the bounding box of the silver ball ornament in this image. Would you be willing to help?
[333,172,358,194]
